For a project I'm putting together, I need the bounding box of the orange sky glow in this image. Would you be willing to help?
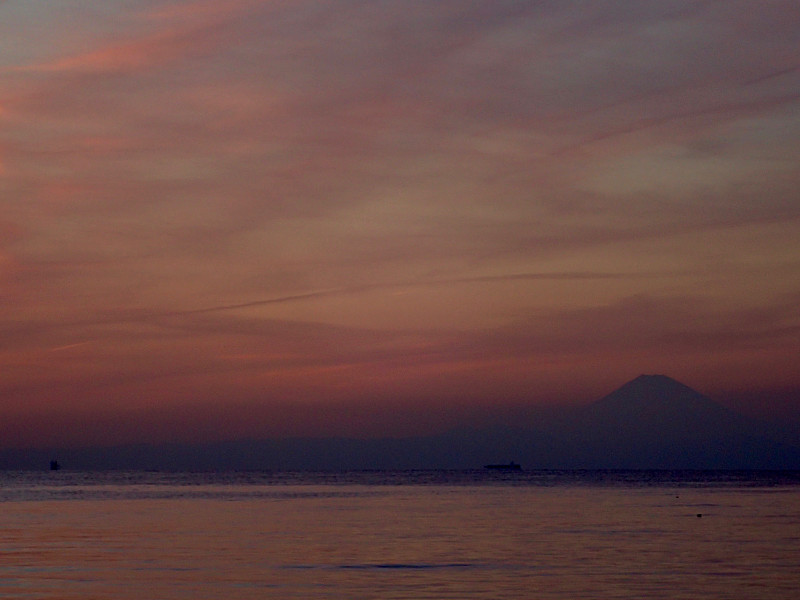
[1,0,798,448]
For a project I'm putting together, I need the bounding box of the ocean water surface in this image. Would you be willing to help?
[1,470,798,599]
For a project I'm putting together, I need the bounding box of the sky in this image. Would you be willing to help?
[1,0,799,449]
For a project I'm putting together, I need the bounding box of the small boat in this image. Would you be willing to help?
[484,461,521,470]
[49,460,61,471]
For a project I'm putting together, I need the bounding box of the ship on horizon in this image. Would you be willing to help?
[484,461,522,470]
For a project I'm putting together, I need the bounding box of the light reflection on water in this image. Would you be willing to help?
[1,471,798,599]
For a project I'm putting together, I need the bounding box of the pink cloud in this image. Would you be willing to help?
[18,27,220,75]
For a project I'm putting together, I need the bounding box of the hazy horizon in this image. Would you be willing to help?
[5,374,800,473]
[5,373,800,452]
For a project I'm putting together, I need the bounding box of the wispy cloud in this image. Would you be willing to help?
[16,30,206,75]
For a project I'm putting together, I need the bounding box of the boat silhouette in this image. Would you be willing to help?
[484,461,522,470]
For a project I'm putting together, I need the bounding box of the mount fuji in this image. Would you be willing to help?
[556,374,799,468]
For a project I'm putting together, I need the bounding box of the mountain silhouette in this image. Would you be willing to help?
[584,374,745,441]
[563,374,800,468]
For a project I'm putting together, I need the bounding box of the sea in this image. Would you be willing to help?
[1,470,798,599]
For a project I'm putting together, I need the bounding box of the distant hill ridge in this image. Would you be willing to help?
[3,375,799,470]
